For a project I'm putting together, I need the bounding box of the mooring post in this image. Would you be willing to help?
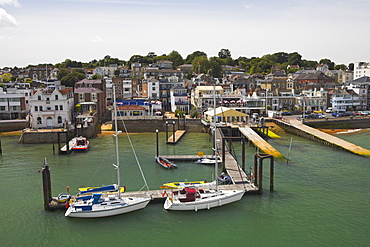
[156,129,159,158]
[242,138,245,172]
[172,121,175,143]
[42,158,52,210]
[253,155,258,186]
[270,156,274,191]
[258,157,263,193]
[57,132,61,155]
[52,142,55,155]
[66,131,69,154]
[0,140,2,156]
[222,138,226,168]
[165,121,168,143]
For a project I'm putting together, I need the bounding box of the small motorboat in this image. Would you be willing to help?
[195,157,221,165]
[156,156,177,169]
[160,180,216,189]
[71,136,89,151]
[218,172,232,184]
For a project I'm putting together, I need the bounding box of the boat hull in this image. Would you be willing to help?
[164,190,244,211]
[65,197,150,218]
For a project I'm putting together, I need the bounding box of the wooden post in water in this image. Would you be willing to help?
[253,155,258,187]
[0,140,2,156]
[258,157,263,194]
[241,138,245,172]
[165,121,168,143]
[270,156,274,191]
[57,132,61,155]
[42,158,52,210]
[254,153,275,193]
[172,121,175,143]
[156,129,159,157]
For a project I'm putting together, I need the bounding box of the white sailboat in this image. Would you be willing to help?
[65,86,151,218]
[164,83,245,211]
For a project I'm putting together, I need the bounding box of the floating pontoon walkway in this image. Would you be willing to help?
[276,118,370,157]
[238,127,284,158]
[167,130,186,144]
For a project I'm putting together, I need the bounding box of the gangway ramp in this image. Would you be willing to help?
[239,127,284,158]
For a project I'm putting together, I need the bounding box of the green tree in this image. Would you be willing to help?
[209,57,223,78]
[167,50,184,67]
[1,73,13,82]
[189,107,198,118]
[192,56,210,74]
[288,52,302,66]
[185,51,207,64]
[319,58,335,70]
[57,68,69,80]
[334,64,347,70]
[218,48,231,59]
[60,70,85,87]
[348,63,354,71]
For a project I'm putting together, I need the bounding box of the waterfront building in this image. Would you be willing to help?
[170,85,189,113]
[0,87,27,120]
[74,79,106,120]
[29,87,73,128]
[353,62,370,79]
[331,88,362,112]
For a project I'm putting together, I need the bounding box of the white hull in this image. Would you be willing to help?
[164,190,244,211]
[65,197,150,218]
[195,158,222,165]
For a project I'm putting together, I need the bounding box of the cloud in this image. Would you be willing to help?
[0,8,18,27]
[91,36,104,42]
[0,0,21,7]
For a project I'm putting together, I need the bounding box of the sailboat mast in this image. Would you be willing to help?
[113,85,120,190]
[213,83,218,190]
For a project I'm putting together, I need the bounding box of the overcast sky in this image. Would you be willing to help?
[1,0,369,68]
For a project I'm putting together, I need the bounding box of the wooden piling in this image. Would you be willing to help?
[0,140,2,156]
[42,158,52,210]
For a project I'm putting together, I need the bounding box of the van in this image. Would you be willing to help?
[325,107,332,113]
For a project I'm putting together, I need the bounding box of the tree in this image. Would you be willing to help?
[192,56,210,74]
[319,58,335,70]
[208,57,223,78]
[60,70,85,87]
[334,64,347,70]
[57,68,69,80]
[218,48,231,59]
[189,107,198,118]
[185,51,207,64]
[1,73,13,82]
[167,50,184,67]
[348,63,354,71]
[288,52,302,66]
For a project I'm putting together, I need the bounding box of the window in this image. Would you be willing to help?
[39,106,43,111]
[0,106,6,111]
[55,105,58,110]
[58,116,62,124]
[35,106,38,111]
[37,117,42,125]
[47,107,51,111]
[55,95,58,100]
[38,95,41,100]
[59,105,63,110]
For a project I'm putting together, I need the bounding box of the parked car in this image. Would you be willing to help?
[314,110,324,114]
[325,107,333,113]
[281,111,292,116]
[332,112,343,117]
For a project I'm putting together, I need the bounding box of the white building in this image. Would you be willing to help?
[170,85,189,113]
[0,87,27,120]
[354,62,370,79]
[29,88,74,129]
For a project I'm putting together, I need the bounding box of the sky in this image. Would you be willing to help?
[1,0,370,68]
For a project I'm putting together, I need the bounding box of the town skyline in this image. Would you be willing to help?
[1,0,369,68]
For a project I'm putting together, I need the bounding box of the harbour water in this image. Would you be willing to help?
[1,129,369,246]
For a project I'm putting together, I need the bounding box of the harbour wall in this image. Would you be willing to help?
[115,118,205,133]
[302,117,370,129]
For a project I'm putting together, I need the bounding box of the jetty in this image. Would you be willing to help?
[166,130,186,144]
[238,126,284,158]
[275,118,370,157]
